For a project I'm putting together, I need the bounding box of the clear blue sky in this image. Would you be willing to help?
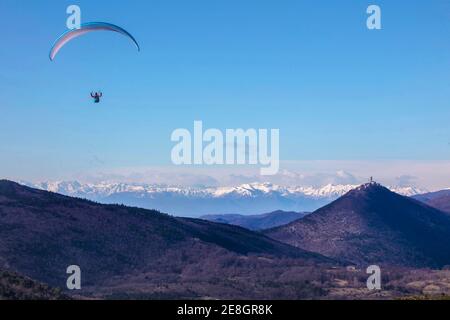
[0,0,449,181]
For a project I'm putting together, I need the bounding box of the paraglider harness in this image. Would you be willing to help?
[90,92,102,103]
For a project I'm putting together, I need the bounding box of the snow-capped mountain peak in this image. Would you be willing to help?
[21,180,429,217]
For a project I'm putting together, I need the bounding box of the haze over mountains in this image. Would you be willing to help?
[21,181,426,217]
[267,183,450,268]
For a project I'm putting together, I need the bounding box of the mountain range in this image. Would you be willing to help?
[0,180,332,299]
[21,181,427,217]
[267,183,450,268]
[2,180,450,299]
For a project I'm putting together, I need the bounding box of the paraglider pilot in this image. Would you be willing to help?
[90,92,102,103]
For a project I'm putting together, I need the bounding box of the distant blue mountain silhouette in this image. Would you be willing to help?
[413,189,450,213]
[201,210,308,230]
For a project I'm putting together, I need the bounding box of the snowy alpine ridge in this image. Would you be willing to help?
[21,181,427,217]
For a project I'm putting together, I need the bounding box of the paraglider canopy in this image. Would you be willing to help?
[49,22,140,61]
